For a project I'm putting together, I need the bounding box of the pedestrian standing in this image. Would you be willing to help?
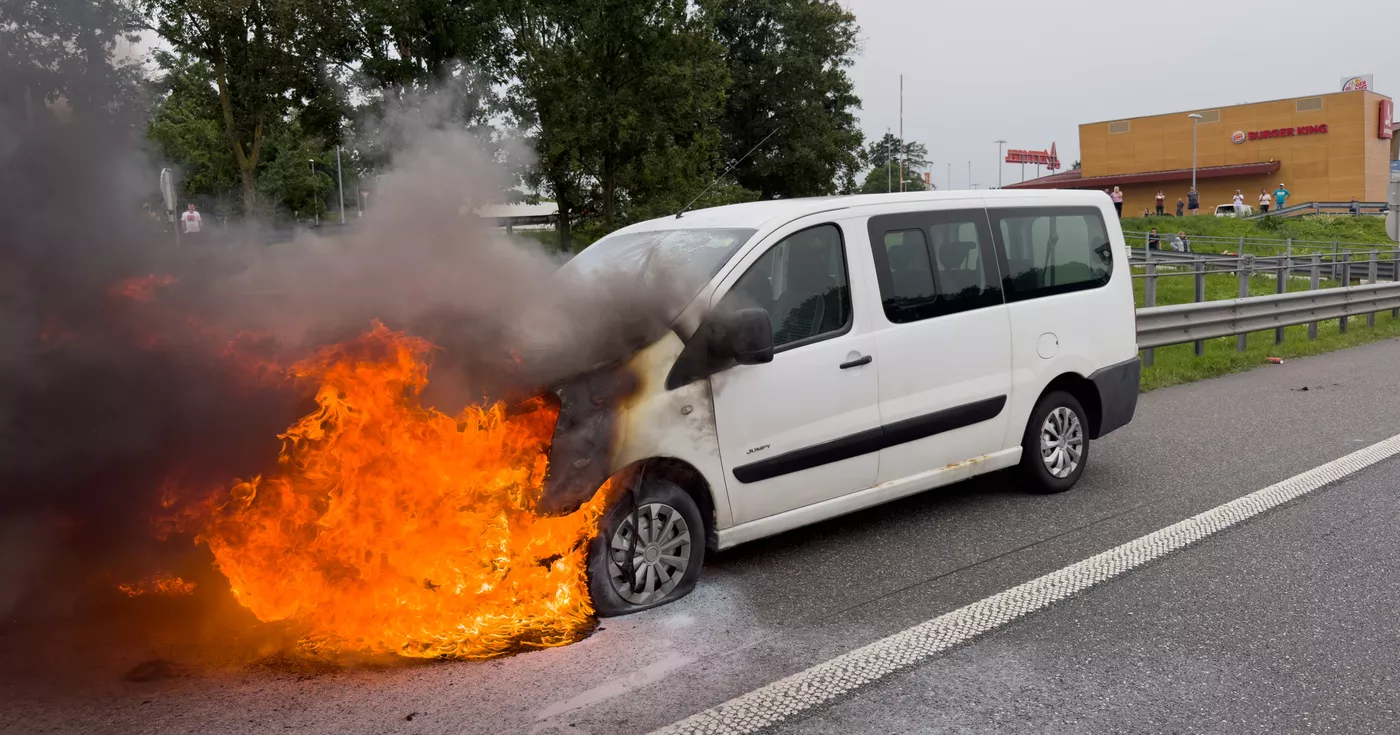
[1350,197,1361,215]
[1147,228,1161,250]
[1274,183,1291,211]
[1233,189,1245,216]
[1259,188,1271,214]
[1111,186,1124,218]
[1176,198,1185,217]
[1187,187,1200,216]
[1155,190,1166,216]
[1172,231,1191,252]
[181,203,203,239]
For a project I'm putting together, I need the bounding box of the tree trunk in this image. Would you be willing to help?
[557,196,573,252]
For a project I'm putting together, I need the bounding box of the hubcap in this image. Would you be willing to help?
[1039,406,1084,480]
[606,502,691,605]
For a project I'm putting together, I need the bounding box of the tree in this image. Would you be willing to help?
[864,132,929,172]
[511,0,729,246]
[714,0,863,199]
[0,0,146,129]
[1071,160,1082,170]
[859,162,927,194]
[142,0,355,216]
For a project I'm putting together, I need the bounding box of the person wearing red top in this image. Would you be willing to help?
[1154,190,1166,216]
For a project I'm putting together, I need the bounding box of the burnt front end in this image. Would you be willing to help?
[535,367,639,516]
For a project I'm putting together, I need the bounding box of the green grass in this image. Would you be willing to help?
[1141,309,1400,391]
[1131,267,1342,308]
[1121,213,1392,244]
[1130,262,1400,390]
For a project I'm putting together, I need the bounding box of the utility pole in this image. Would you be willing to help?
[898,74,904,193]
[995,140,1007,189]
[967,161,971,190]
[886,127,892,193]
[947,162,952,191]
[335,146,346,225]
[1188,113,1204,191]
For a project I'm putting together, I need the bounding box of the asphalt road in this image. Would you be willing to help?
[8,338,1400,735]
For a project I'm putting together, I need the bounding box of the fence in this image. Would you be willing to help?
[1242,201,1389,219]
[1131,247,1400,366]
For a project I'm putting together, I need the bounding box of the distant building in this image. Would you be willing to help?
[1008,89,1395,214]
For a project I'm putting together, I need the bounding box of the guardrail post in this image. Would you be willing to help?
[1286,237,1292,260]
[1275,256,1287,345]
[1143,262,1156,367]
[1194,259,1206,356]
[1369,251,1380,329]
[1238,256,1253,352]
[1339,253,1352,334]
[1309,253,1321,341]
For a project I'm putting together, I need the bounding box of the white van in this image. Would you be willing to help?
[538,190,1140,616]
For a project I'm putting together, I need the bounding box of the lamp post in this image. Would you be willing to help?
[886,127,892,193]
[995,140,1007,189]
[1188,113,1204,192]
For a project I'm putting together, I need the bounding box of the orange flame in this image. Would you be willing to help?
[117,575,198,597]
[199,324,608,659]
[112,274,177,303]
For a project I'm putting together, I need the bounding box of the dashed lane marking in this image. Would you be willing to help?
[649,433,1400,735]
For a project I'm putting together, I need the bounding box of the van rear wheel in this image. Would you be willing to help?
[1020,391,1089,494]
[588,478,705,617]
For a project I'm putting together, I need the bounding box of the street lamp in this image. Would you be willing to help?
[886,127,892,193]
[1188,113,1203,193]
[995,140,1007,189]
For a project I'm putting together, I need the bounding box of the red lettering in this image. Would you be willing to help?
[1319,124,1328,133]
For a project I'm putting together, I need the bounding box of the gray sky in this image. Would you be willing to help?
[846,0,1400,190]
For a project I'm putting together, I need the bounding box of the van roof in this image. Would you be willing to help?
[613,189,1110,235]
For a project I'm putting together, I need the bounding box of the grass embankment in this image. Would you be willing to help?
[1121,213,1392,245]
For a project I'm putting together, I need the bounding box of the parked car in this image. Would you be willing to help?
[1215,203,1254,217]
[541,190,1141,615]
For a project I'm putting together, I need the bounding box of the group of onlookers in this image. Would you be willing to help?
[1112,184,1295,218]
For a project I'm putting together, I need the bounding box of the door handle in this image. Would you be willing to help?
[840,355,873,370]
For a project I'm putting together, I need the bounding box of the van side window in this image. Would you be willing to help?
[867,210,1001,323]
[989,207,1113,301]
[723,224,852,350]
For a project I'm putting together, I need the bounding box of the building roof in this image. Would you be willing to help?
[1004,161,1283,190]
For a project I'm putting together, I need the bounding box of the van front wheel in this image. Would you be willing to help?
[588,478,705,617]
[1020,391,1089,494]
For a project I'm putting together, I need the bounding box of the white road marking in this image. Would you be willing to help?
[649,433,1400,735]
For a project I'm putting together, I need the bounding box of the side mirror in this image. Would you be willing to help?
[712,307,774,366]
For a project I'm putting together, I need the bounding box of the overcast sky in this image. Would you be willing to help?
[846,0,1400,190]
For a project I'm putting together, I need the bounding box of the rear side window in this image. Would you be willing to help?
[868,210,1002,323]
[988,206,1114,301]
[723,224,852,350]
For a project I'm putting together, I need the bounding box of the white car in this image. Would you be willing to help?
[1215,203,1255,217]
[540,190,1141,615]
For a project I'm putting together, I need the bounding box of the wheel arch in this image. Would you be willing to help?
[611,457,720,555]
[1038,372,1103,438]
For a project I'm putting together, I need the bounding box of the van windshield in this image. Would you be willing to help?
[557,227,757,316]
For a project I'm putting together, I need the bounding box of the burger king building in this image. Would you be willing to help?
[1007,89,1395,215]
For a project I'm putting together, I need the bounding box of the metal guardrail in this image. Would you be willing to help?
[1242,201,1388,219]
[1137,281,1400,350]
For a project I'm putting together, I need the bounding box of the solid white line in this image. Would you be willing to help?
[649,433,1400,735]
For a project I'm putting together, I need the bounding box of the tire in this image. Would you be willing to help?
[588,477,705,617]
[1019,391,1090,495]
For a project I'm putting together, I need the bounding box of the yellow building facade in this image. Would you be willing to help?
[1009,90,1395,216]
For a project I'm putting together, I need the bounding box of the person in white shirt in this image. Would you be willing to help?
[181,203,203,235]
[1233,189,1245,216]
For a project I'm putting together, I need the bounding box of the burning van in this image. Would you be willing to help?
[539,190,1141,616]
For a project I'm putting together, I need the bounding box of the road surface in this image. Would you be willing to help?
[7,338,1400,735]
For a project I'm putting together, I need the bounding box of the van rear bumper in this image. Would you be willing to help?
[1088,357,1141,439]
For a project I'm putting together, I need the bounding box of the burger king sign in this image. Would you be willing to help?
[1231,130,1247,145]
[1342,75,1373,92]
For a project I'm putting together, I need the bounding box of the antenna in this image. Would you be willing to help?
[677,127,782,219]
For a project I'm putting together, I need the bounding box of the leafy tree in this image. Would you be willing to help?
[141,0,356,216]
[859,162,927,194]
[864,132,929,172]
[714,0,863,199]
[0,0,146,128]
[351,0,505,117]
[1071,160,1082,170]
[511,0,729,247]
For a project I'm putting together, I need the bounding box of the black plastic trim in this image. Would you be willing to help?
[1088,357,1141,438]
[731,395,1008,484]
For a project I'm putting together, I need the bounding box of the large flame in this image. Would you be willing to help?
[198,324,609,659]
